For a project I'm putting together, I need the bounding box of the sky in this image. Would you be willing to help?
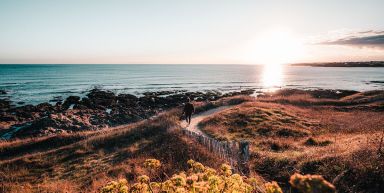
[0,0,383,64]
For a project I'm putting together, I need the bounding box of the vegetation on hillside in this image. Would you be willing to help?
[100,159,335,193]
[1,91,383,192]
[197,90,384,193]
[0,96,252,192]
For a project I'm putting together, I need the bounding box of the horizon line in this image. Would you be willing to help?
[0,60,383,65]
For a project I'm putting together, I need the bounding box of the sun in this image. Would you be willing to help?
[242,29,305,65]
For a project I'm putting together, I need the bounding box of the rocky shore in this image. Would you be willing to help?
[0,88,254,139]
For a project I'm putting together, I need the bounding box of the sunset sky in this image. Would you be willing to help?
[0,0,383,64]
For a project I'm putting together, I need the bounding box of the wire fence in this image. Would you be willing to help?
[182,129,250,175]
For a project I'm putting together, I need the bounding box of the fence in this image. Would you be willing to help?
[182,129,250,175]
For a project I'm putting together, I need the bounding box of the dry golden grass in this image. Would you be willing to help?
[0,96,253,193]
[197,91,384,192]
[0,111,221,192]
[1,92,382,192]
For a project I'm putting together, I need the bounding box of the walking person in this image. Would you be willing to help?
[183,97,195,125]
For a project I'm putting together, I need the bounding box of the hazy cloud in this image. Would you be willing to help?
[321,30,384,49]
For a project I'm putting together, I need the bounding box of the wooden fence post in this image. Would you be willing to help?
[238,140,250,175]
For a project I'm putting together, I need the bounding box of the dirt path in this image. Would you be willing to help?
[180,106,233,136]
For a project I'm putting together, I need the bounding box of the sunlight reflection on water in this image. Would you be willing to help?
[261,64,284,91]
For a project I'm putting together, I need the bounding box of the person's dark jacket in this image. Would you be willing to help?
[184,102,194,115]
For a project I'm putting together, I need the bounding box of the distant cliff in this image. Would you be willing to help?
[291,61,384,67]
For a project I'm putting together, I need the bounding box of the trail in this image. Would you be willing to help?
[180,106,233,136]
[180,105,250,175]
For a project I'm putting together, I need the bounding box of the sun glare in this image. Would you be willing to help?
[261,64,283,91]
[243,29,305,65]
[240,28,303,90]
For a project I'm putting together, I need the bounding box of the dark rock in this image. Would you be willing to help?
[0,114,17,122]
[3,88,255,139]
[62,96,81,109]
[86,89,116,108]
[273,89,359,99]
[0,99,11,110]
[36,102,54,113]
[13,105,36,119]
[117,94,138,106]
[73,104,89,110]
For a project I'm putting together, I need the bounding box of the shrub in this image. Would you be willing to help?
[265,181,283,193]
[304,137,332,146]
[289,173,336,193]
[100,159,336,193]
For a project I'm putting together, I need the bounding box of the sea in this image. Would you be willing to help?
[0,64,383,105]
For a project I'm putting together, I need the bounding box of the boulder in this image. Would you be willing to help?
[86,89,116,108]
[62,96,81,109]
[0,99,11,110]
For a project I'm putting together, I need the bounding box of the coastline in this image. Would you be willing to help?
[0,87,383,192]
[0,88,255,139]
[291,61,384,67]
[1,88,383,140]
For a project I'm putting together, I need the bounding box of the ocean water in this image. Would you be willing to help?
[0,64,383,105]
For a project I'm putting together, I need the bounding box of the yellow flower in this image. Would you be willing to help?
[220,164,232,176]
[187,159,195,166]
[100,158,336,193]
[130,183,145,192]
[171,174,187,187]
[137,175,150,183]
[143,158,161,170]
[265,181,283,193]
[208,175,220,186]
[150,182,160,188]
[289,173,336,193]
[192,162,205,172]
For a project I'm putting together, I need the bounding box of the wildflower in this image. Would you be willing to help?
[100,158,336,193]
[208,175,221,192]
[130,183,145,192]
[265,181,283,193]
[289,173,336,193]
[204,167,217,176]
[192,162,205,172]
[201,168,216,181]
[137,175,150,183]
[161,180,173,191]
[100,181,117,193]
[220,164,232,176]
[175,187,186,193]
[118,185,129,193]
[118,178,128,185]
[187,159,195,166]
[171,174,187,187]
[178,171,187,179]
[220,164,232,172]
[150,182,160,188]
[230,174,243,183]
[208,175,220,186]
[143,158,161,170]
[186,174,199,185]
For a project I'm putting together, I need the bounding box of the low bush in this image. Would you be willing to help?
[100,159,335,193]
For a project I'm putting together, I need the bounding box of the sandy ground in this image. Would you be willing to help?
[180,105,232,136]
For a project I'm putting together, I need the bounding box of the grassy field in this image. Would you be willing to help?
[0,96,251,193]
[0,91,383,192]
[198,89,384,193]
